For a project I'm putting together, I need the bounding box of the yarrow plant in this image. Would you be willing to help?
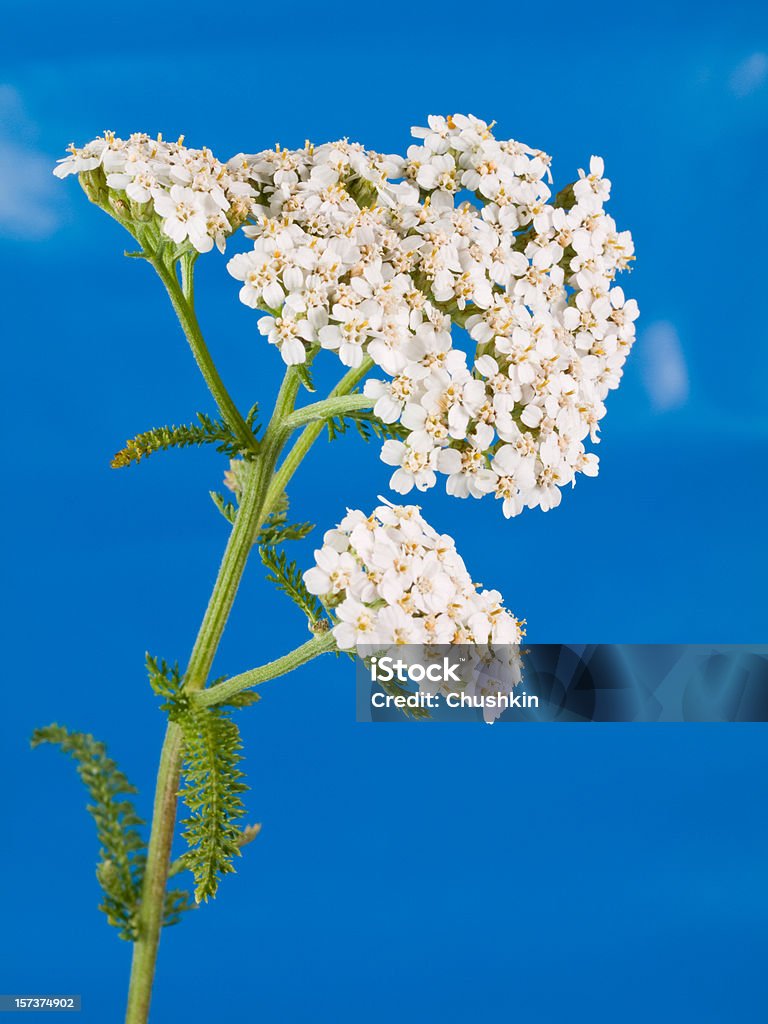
[39,115,636,1022]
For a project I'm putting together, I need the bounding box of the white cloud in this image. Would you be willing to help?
[641,321,689,412]
[730,53,768,98]
[0,84,27,126]
[0,84,61,240]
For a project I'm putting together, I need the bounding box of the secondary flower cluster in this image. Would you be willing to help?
[224,115,638,516]
[54,132,256,253]
[303,500,522,650]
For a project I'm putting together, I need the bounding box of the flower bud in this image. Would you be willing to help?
[79,167,109,208]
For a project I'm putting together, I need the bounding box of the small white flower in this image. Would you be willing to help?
[256,312,314,365]
[332,597,380,649]
[153,185,216,252]
[318,300,383,367]
[380,439,439,493]
[304,548,360,596]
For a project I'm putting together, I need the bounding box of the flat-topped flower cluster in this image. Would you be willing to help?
[303,500,522,650]
[55,116,638,517]
[54,131,256,253]
[224,114,637,516]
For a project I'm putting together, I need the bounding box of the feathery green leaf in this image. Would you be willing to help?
[210,491,238,524]
[146,656,187,712]
[178,706,248,903]
[112,409,260,469]
[31,725,147,940]
[163,888,196,927]
[167,822,261,882]
[147,657,249,903]
[295,362,315,393]
[256,493,314,547]
[259,546,325,626]
[244,402,260,431]
[326,409,408,444]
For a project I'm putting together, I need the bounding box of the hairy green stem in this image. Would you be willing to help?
[125,343,303,1023]
[264,358,373,514]
[125,331,367,1023]
[124,724,183,1024]
[184,370,300,690]
[282,392,372,431]
[125,461,270,1024]
[195,633,337,708]
[149,254,258,456]
[184,465,270,690]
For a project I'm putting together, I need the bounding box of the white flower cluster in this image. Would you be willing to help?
[226,114,638,517]
[56,117,637,518]
[225,139,411,366]
[303,500,522,650]
[54,132,256,253]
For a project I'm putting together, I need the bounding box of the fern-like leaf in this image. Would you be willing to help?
[146,655,186,710]
[244,402,260,432]
[295,363,315,393]
[178,706,248,902]
[31,725,147,940]
[257,493,314,547]
[163,888,196,927]
[211,486,315,544]
[210,491,238,524]
[167,822,261,882]
[259,546,325,626]
[112,410,259,469]
[147,656,249,903]
[326,409,408,444]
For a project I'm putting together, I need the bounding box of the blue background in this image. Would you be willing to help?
[2,2,767,1020]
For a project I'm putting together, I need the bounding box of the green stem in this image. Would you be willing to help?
[283,392,372,431]
[195,633,337,709]
[184,369,301,690]
[183,463,270,690]
[125,378,302,1024]
[124,724,183,1024]
[124,341,368,1024]
[125,461,270,1024]
[149,255,257,456]
[264,358,373,515]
